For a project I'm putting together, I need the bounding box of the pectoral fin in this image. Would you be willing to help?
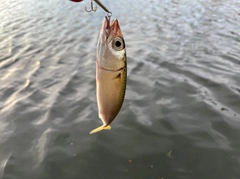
[89,125,111,134]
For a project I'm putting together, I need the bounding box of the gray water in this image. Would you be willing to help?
[1,0,240,178]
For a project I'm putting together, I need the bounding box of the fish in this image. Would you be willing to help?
[90,16,127,134]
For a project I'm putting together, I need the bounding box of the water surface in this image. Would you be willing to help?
[1,0,240,179]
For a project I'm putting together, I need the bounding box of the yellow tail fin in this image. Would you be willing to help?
[89,125,111,134]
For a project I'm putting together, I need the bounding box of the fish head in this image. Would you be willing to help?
[97,16,126,70]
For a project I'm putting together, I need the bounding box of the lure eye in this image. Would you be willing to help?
[112,37,125,51]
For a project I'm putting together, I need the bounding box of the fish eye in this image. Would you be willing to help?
[115,41,121,47]
[112,37,125,51]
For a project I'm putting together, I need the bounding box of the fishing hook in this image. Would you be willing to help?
[85,0,97,12]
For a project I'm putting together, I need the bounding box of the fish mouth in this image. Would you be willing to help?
[101,16,120,42]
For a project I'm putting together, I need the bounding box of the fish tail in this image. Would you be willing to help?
[89,125,111,134]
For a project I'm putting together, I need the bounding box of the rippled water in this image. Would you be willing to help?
[1,0,240,178]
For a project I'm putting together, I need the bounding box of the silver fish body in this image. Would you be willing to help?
[90,17,127,134]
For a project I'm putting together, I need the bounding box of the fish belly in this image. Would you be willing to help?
[96,63,126,126]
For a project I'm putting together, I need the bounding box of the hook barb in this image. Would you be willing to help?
[85,0,97,12]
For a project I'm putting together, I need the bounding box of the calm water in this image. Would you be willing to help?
[1,0,240,178]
